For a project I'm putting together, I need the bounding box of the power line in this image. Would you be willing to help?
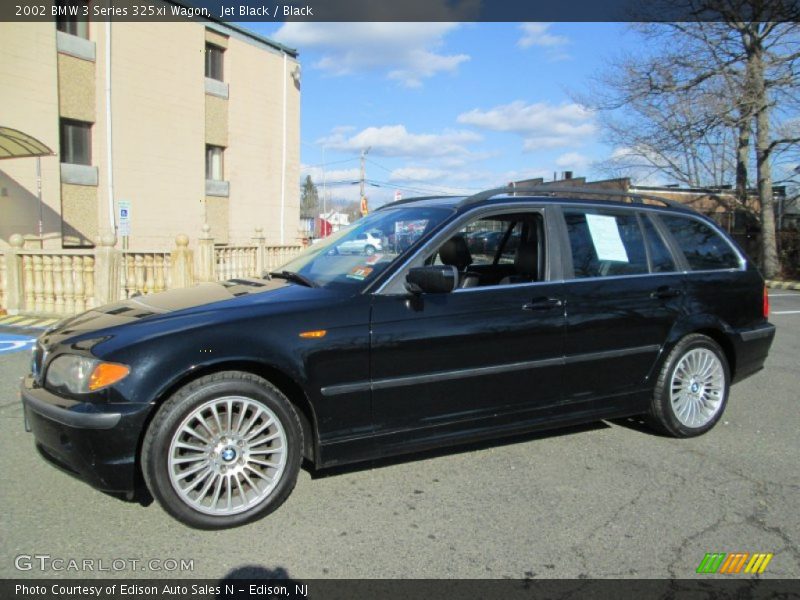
[365,157,478,195]
[302,157,359,169]
[366,177,473,196]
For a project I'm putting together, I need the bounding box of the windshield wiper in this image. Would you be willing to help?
[267,270,318,288]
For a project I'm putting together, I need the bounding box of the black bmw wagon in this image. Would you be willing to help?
[21,186,775,528]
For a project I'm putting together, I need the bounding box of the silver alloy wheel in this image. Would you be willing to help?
[669,348,725,428]
[167,396,287,516]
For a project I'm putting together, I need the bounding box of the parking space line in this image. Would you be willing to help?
[773,310,800,315]
[769,293,800,297]
[12,318,38,327]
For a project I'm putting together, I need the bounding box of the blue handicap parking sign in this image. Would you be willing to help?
[0,334,37,355]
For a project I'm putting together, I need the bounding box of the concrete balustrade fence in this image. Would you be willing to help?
[0,229,303,317]
[18,250,95,315]
[216,246,258,281]
[121,252,173,298]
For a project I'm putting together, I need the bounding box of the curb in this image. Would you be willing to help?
[766,280,800,291]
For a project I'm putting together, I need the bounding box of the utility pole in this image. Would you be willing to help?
[360,146,371,217]
[321,145,327,220]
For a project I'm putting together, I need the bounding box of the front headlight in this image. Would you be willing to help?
[45,355,130,394]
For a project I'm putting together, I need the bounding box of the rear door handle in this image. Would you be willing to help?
[522,297,563,311]
[650,286,683,300]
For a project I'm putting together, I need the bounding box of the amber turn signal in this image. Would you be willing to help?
[299,330,327,339]
[88,362,131,391]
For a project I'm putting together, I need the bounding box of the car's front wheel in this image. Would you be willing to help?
[648,334,730,437]
[364,244,376,256]
[142,371,303,529]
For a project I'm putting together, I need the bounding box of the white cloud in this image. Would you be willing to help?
[518,23,569,48]
[318,125,482,158]
[555,152,591,171]
[517,23,571,61]
[603,147,670,186]
[389,167,448,182]
[457,101,595,149]
[273,22,469,87]
[301,165,361,183]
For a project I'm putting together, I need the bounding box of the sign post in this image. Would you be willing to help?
[117,200,131,249]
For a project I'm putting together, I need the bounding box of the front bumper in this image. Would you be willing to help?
[21,376,153,493]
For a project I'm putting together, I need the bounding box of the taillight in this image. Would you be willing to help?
[763,285,770,318]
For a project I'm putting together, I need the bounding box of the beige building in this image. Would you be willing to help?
[0,4,301,250]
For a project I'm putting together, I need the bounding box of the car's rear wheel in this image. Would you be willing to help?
[142,371,303,529]
[648,334,730,437]
[364,244,376,256]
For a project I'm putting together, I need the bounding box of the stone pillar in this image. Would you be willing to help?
[171,234,194,288]
[196,224,216,283]
[93,234,121,307]
[2,234,25,315]
[253,227,266,276]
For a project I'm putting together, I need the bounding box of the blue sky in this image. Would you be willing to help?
[245,22,639,206]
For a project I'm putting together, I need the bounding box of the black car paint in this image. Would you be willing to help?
[21,196,776,493]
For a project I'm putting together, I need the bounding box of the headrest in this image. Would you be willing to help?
[439,235,472,270]
[514,243,538,278]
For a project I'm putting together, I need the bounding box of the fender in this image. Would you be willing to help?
[647,313,737,382]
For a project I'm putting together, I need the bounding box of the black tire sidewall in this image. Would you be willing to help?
[143,375,302,529]
[655,335,730,438]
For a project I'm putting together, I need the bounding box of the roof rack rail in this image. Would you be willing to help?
[375,194,462,211]
[458,185,692,212]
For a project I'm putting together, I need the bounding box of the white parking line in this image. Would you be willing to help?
[773,310,800,315]
[769,293,800,297]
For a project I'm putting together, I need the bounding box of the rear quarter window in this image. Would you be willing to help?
[660,215,741,271]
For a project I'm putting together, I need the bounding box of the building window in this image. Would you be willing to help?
[60,119,92,165]
[205,43,224,81]
[55,1,89,39]
[206,145,224,181]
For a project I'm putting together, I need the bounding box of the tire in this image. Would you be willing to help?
[142,371,303,529]
[647,334,730,438]
[364,245,376,256]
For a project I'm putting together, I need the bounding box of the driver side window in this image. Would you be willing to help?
[430,212,544,289]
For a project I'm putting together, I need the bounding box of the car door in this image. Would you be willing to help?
[559,207,685,404]
[368,206,566,455]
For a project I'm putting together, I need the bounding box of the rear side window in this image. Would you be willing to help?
[660,215,740,271]
[565,210,648,278]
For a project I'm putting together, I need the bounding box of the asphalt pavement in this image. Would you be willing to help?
[1,292,798,580]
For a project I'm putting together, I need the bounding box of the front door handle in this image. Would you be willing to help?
[650,286,683,300]
[522,297,563,311]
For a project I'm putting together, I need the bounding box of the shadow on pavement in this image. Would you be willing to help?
[309,420,611,480]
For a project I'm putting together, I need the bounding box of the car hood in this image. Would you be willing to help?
[39,278,314,346]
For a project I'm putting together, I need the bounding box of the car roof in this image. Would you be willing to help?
[376,186,699,217]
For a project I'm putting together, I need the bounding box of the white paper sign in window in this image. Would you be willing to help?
[586,214,629,262]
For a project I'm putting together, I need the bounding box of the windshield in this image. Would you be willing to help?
[277,206,453,290]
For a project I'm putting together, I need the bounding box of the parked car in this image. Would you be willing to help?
[21,186,775,528]
[467,229,521,257]
[331,231,383,255]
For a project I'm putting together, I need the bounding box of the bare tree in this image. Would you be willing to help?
[579,2,800,277]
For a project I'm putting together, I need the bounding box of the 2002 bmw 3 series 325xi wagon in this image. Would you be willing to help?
[21,186,776,528]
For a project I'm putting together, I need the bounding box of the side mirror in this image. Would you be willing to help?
[405,265,458,294]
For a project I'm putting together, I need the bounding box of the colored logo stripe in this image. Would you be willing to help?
[745,553,773,574]
[719,553,749,574]
[697,552,773,574]
[697,553,726,573]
